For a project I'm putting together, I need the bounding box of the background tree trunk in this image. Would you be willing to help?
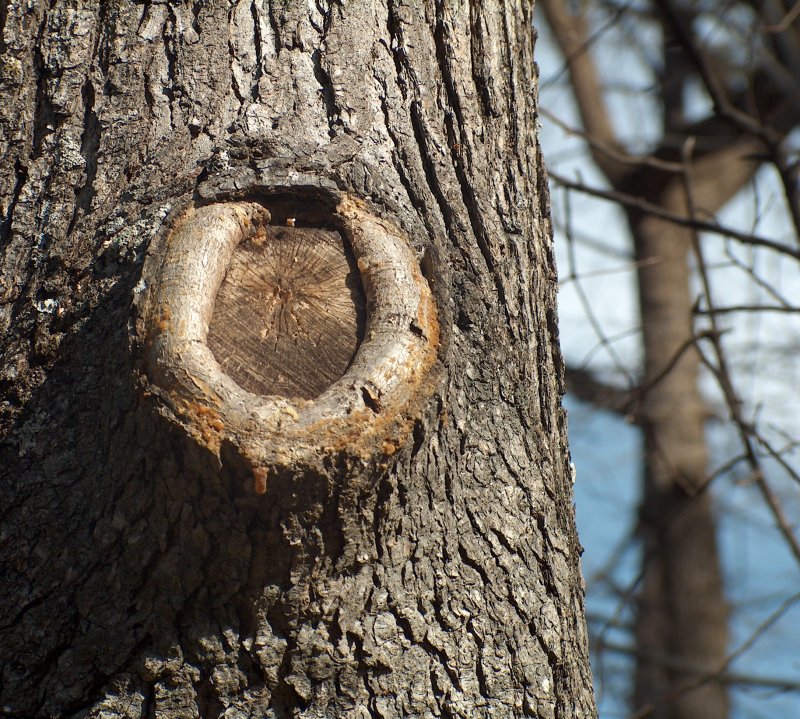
[0,1,595,717]
[538,3,743,717]
[630,208,729,719]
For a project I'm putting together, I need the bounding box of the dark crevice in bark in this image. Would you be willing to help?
[441,463,454,507]
[384,0,447,248]
[311,49,341,137]
[142,681,156,719]
[383,4,409,97]
[396,608,462,691]
[0,160,27,249]
[326,0,339,29]
[456,542,491,590]
[360,386,380,413]
[533,514,565,604]
[308,9,323,34]
[228,30,248,106]
[408,101,478,282]
[266,2,282,55]
[162,7,178,127]
[0,585,52,634]
[487,525,517,559]
[0,2,7,54]
[431,10,513,333]
[376,83,436,245]
[429,669,452,717]
[536,340,553,433]
[271,654,309,717]
[371,472,394,562]
[69,79,101,233]
[134,2,151,41]
[432,3,466,136]
[195,662,223,719]
[546,306,566,395]
[410,420,426,457]
[32,47,58,159]
[190,1,202,35]
[501,166,522,229]
[89,3,105,72]
[470,26,492,120]
[471,631,492,698]
[499,8,518,136]
[250,0,264,101]
[535,143,554,233]
[539,637,568,719]
[236,638,265,693]
[142,72,156,115]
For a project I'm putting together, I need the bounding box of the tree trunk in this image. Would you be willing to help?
[631,213,728,719]
[629,137,756,719]
[0,2,594,717]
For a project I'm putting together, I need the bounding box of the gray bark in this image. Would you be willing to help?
[0,1,594,717]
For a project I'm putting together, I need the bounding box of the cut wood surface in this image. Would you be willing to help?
[208,224,365,399]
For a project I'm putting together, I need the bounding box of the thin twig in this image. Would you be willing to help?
[549,171,800,260]
[681,139,800,565]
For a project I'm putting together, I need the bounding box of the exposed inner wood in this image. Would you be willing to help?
[207,225,366,399]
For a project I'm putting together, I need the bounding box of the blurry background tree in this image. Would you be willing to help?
[537,1,800,718]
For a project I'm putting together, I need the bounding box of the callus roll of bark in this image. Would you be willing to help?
[134,186,439,492]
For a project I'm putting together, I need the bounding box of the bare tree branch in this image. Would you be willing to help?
[565,365,633,415]
[683,142,800,565]
[549,170,800,260]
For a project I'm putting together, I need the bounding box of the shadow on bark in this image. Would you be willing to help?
[0,267,375,715]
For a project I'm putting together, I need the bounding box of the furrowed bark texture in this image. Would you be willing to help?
[0,2,594,718]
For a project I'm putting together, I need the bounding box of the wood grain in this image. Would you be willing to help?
[207,225,365,399]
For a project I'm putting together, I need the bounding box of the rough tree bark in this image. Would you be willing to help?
[0,1,594,718]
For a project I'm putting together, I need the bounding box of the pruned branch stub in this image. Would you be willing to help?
[133,187,439,491]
